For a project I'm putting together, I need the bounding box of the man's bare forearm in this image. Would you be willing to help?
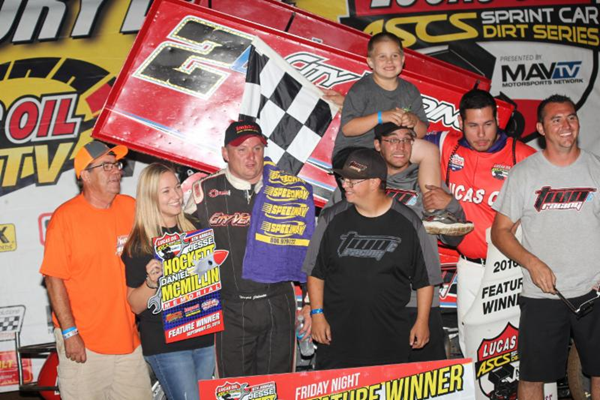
[45,276,76,329]
[307,276,325,309]
[416,285,433,323]
[491,213,536,268]
[492,213,558,294]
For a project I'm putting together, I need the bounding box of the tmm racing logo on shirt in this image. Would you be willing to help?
[534,186,596,211]
[337,232,401,261]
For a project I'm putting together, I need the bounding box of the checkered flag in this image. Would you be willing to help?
[0,316,21,332]
[239,38,338,175]
[0,305,25,339]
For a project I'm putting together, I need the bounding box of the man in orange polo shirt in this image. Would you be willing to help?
[40,141,152,400]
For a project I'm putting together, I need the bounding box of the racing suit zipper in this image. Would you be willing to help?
[245,184,256,204]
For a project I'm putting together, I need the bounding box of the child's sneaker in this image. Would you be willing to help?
[422,210,474,236]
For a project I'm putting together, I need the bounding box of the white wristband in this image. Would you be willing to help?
[63,328,79,339]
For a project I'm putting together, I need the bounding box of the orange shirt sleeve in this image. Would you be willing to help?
[39,206,72,280]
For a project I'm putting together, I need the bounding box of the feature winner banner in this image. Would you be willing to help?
[150,228,226,343]
[200,359,475,399]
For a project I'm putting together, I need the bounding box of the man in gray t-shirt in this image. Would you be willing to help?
[491,94,599,400]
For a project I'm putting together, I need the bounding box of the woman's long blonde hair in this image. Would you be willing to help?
[124,163,195,256]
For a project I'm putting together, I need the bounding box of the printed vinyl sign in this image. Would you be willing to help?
[200,358,476,400]
[474,323,519,399]
[296,0,600,153]
[463,228,556,399]
[150,228,226,343]
[0,351,32,387]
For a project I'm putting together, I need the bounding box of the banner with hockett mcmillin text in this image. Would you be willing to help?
[296,0,600,155]
[150,228,225,343]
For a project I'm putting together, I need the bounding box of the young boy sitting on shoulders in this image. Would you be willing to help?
[330,32,471,235]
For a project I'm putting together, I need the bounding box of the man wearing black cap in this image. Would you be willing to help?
[308,148,434,369]
[40,141,152,399]
[186,121,306,377]
[304,125,466,362]
[374,123,470,362]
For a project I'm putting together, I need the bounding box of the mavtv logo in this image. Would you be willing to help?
[502,61,582,82]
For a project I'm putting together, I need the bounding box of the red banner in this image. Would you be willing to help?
[198,0,491,92]
[0,351,32,387]
[199,358,475,399]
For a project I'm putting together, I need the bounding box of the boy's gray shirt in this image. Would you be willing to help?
[333,74,428,158]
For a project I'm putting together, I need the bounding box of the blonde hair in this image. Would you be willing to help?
[124,163,195,256]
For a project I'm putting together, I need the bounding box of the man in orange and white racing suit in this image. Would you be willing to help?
[420,89,536,355]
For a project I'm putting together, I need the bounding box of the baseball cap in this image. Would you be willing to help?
[74,141,128,178]
[374,123,416,140]
[333,148,387,181]
[224,121,268,147]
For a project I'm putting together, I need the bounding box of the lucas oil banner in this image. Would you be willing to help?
[199,358,475,400]
[150,228,225,343]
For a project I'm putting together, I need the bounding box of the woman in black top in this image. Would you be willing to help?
[122,163,214,400]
